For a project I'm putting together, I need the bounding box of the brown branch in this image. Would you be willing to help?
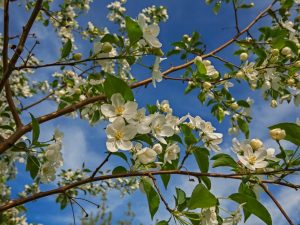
[0,0,277,155]
[5,84,23,128]
[0,169,299,213]
[90,152,112,178]
[0,94,106,154]
[149,173,173,213]
[0,0,43,94]
[21,92,54,111]
[260,183,294,225]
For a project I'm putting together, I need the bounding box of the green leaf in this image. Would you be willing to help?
[237,118,249,138]
[160,163,174,189]
[133,134,153,145]
[211,153,238,168]
[30,113,40,145]
[229,193,272,225]
[213,2,221,15]
[141,179,160,219]
[26,155,40,179]
[103,74,134,101]
[111,152,128,162]
[156,221,169,225]
[112,166,127,174]
[176,188,186,205]
[269,123,300,146]
[181,124,198,146]
[188,183,217,209]
[61,39,72,58]
[125,17,143,45]
[195,60,207,75]
[193,147,209,173]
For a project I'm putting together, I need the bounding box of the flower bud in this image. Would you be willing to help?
[101,42,113,53]
[270,99,277,108]
[194,56,202,64]
[203,81,212,90]
[236,71,244,79]
[271,48,279,56]
[73,53,82,61]
[270,128,286,141]
[281,47,291,56]
[287,78,295,85]
[230,102,239,111]
[294,60,300,68]
[250,138,263,151]
[240,52,248,61]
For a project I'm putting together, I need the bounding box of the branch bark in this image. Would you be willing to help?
[0,0,43,94]
[0,169,299,213]
[260,183,294,225]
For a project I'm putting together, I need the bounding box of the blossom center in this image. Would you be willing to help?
[248,155,256,165]
[115,106,125,115]
[114,131,124,140]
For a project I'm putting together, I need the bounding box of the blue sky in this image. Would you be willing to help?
[1,0,300,224]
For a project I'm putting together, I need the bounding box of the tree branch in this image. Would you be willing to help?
[0,169,299,213]
[90,152,112,178]
[0,0,43,94]
[260,183,294,225]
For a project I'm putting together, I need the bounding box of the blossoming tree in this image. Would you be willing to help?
[0,0,300,224]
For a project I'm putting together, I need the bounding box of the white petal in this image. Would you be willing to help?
[159,125,174,137]
[137,124,151,134]
[106,141,118,152]
[148,24,160,37]
[124,102,138,119]
[144,34,162,48]
[137,13,146,29]
[117,140,132,150]
[112,117,125,130]
[101,104,116,118]
[254,161,268,169]
[111,93,125,107]
[123,124,137,140]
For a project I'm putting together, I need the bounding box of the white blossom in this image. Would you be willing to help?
[138,13,162,48]
[106,117,137,152]
[200,207,218,225]
[101,93,138,122]
[151,114,174,144]
[164,143,180,164]
[136,147,157,164]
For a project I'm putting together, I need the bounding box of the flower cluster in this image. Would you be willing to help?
[232,138,277,170]
[101,93,223,166]
[38,129,64,183]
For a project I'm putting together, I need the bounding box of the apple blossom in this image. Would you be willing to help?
[136,147,157,164]
[101,93,138,122]
[137,13,162,48]
[151,114,174,144]
[164,143,180,164]
[105,117,137,152]
[237,145,268,170]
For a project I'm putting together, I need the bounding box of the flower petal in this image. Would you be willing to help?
[101,104,116,118]
[111,93,125,107]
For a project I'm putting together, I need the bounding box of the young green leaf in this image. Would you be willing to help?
[229,193,272,225]
[103,74,134,101]
[188,183,217,209]
[61,39,72,58]
[141,179,160,219]
[211,153,238,168]
[125,16,143,45]
[30,113,40,145]
[26,155,40,179]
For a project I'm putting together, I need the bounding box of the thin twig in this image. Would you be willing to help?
[149,173,173,213]
[232,0,240,33]
[90,152,112,178]
[260,183,294,225]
